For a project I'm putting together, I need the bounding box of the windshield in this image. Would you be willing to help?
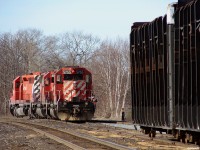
[64,74,83,80]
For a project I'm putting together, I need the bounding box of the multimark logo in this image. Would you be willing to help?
[33,75,41,102]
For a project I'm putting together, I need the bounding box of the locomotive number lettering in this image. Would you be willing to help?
[63,70,71,74]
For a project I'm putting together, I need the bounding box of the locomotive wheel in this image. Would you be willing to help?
[149,131,156,138]
[84,112,94,121]
[36,108,46,118]
[57,112,70,121]
[68,112,94,121]
[50,108,58,119]
[185,138,188,144]
[10,107,15,116]
[69,115,86,121]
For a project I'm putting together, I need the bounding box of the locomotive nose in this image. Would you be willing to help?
[73,81,77,89]
[64,80,86,101]
[72,81,84,101]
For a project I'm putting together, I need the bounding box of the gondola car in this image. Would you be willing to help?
[130,0,200,143]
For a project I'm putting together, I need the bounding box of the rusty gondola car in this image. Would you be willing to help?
[130,0,200,143]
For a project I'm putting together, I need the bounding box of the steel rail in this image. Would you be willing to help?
[5,120,137,150]
[5,121,86,150]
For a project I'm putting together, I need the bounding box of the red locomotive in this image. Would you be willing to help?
[10,67,96,121]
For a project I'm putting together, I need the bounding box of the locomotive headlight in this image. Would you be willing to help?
[85,102,88,106]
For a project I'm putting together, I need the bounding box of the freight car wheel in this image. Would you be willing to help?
[149,130,156,138]
[185,138,188,144]
[194,139,200,145]
[174,132,179,139]
[180,137,185,143]
[141,129,144,133]
[141,129,148,134]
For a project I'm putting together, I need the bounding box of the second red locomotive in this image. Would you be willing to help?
[10,66,96,121]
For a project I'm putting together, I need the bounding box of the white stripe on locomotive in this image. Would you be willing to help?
[33,75,41,101]
[63,80,86,101]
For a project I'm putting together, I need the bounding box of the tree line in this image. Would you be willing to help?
[0,29,131,119]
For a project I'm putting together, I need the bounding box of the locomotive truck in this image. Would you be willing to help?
[130,0,200,143]
[10,66,96,121]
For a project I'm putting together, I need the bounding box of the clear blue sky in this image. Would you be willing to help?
[0,0,177,39]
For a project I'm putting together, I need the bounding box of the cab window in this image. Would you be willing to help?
[64,74,83,80]
[56,75,62,84]
[74,74,83,80]
[51,74,54,83]
[15,82,20,88]
[64,74,73,80]
[44,78,50,86]
[28,78,34,83]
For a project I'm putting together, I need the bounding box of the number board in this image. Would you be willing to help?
[63,70,71,74]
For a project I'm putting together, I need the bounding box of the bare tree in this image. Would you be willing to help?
[91,39,130,119]
[60,31,100,66]
[0,29,45,115]
[0,29,130,119]
[41,35,65,71]
[14,29,45,73]
[0,33,21,115]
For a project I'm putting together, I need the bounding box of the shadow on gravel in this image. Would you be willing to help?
[87,120,118,123]
[65,120,119,124]
[66,120,86,124]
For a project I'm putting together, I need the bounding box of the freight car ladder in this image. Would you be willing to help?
[167,3,176,129]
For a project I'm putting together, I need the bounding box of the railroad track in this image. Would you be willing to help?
[103,123,200,148]
[2,117,199,149]
[1,120,136,150]
[39,119,199,149]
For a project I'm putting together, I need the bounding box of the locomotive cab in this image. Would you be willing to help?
[50,67,95,120]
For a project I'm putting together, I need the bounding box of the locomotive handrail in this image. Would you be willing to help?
[87,89,95,101]
[45,91,50,118]
[11,91,19,104]
[57,90,61,113]
[44,91,50,102]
